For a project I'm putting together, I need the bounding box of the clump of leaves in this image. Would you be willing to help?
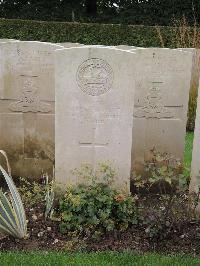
[56,163,138,238]
[63,238,87,252]
[133,148,187,194]
[133,149,199,239]
[19,171,56,221]
[18,177,46,207]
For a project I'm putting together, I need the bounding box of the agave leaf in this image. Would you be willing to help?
[0,150,11,176]
[0,191,18,225]
[0,212,17,237]
[0,165,27,238]
[0,193,21,238]
[0,223,17,237]
[0,151,27,238]
[0,192,18,229]
[45,190,55,219]
[45,169,55,219]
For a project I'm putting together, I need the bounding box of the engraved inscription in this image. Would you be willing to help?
[77,58,113,96]
[66,106,121,124]
[7,48,54,74]
[134,82,174,119]
[9,76,51,113]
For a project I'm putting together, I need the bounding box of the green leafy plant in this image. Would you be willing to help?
[19,170,55,219]
[44,170,55,219]
[133,150,199,239]
[18,177,46,207]
[0,150,27,239]
[133,149,187,194]
[56,164,138,237]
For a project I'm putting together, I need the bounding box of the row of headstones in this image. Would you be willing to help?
[0,39,199,193]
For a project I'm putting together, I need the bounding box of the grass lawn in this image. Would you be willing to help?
[184,132,194,176]
[0,252,199,266]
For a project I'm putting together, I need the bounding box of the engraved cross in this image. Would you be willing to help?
[79,124,109,169]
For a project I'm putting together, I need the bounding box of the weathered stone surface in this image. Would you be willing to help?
[0,39,18,42]
[179,48,200,98]
[55,46,136,190]
[0,41,63,177]
[131,48,193,172]
[116,45,137,50]
[190,83,200,194]
[191,49,200,90]
[56,42,84,48]
[190,81,200,214]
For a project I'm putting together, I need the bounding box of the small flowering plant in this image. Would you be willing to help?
[114,194,125,202]
[57,164,138,237]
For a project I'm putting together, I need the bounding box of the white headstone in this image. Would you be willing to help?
[0,41,63,177]
[56,42,84,48]
[0,39,18,42]
[190,84,200,194]
[55,46,136,190]
[178,48,200,95]
[190,82,200,214]
[131,48,193,172]
[116,45,137,50]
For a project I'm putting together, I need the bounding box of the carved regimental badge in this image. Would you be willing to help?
[134,82,174,119]
[9,78,51,113]
[77,58,113,96]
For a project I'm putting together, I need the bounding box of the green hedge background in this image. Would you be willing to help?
[0,19,175,46]
[0,19,198,130]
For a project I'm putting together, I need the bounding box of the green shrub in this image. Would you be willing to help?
[0,19,170,46]
[56,164,138,237]
[132,150,199,239]
[18,177,46,207]
[132,149,188,195]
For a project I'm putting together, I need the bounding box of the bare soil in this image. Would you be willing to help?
[0,203,199,256]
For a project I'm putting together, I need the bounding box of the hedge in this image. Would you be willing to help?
[0,19,198,130]
[0,19,177,47]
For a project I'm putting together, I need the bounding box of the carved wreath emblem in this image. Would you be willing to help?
[76,58,113,96]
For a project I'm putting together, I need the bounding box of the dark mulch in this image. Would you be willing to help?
[0,203,199,255]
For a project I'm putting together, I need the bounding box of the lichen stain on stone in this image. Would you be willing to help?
[3,72,14,97]
[24,136,55,162]
[0,137,54,179]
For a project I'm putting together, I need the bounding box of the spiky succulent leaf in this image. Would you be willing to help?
[45,172,55,219]
[0,151,27,239]
[0,191,21,238]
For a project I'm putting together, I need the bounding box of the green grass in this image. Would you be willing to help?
[184,132,194,176]
[0,252,199,266]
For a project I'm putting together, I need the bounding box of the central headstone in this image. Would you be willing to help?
[56,42,84,48]
[55,47,136,190]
